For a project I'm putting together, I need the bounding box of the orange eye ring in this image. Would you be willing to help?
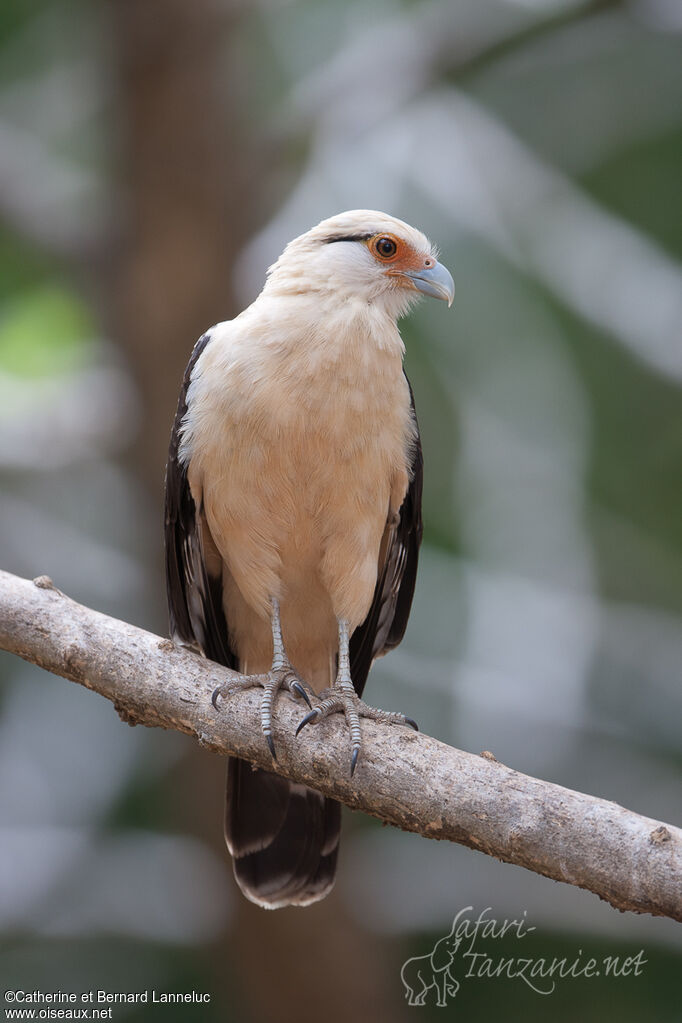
[373,235,398,260]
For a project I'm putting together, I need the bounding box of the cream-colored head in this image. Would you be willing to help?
[263,210,454,320]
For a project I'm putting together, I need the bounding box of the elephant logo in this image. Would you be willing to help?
[400,919,462,1007]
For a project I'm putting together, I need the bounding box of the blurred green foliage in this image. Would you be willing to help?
[0,283,93,377]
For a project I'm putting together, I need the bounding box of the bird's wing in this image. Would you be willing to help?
[349,376,423,697]
[164,332,237,669]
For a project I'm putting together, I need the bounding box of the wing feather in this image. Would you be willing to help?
[349,376,423,696]
[164,332,236,668]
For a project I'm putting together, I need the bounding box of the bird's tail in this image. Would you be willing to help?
[224,756,341,908]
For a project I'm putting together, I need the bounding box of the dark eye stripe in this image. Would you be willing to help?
[323,233,374,244]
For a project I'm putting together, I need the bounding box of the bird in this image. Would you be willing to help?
[164,209,454,908]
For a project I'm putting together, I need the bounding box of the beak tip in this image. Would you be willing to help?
[403,260,455,308]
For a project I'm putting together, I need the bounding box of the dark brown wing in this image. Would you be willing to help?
[349,375,423,697]
[164,331,236,669]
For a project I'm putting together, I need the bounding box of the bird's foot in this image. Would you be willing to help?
[296,681,417,776]
[212,667,312,760]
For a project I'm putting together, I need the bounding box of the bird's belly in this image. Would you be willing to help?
[205,426,392,588]
[191,352,412,687]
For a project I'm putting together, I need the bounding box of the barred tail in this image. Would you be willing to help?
[224,757,341,908]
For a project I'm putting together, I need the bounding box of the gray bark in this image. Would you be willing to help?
[1,567,680,923]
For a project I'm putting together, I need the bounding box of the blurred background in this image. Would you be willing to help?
[0,0,681,1019]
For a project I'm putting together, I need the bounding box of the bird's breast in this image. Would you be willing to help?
[184,324,414,626]
[192,330,412,503]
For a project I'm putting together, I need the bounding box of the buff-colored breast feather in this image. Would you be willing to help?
[180,294,415,689]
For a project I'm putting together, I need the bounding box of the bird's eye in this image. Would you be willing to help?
[374,236,398,259]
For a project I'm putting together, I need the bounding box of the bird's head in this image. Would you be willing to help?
[264,210,454,320]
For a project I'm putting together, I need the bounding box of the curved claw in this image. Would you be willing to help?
[405,717,419,731]
[211,687,223,710]
[295,708,320,737]
[350,747,359,777]
[291,681,312,709]
[265,733,277,760]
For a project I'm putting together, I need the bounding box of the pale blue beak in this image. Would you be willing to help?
[402,260,455,307]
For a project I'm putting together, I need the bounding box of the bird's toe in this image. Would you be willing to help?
[294,685,416,777]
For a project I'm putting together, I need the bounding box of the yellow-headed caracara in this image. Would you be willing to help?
[165,210,454,908]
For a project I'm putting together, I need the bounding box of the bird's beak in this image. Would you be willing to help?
[401,260,455,307]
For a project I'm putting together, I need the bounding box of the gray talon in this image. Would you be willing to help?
[296,709,320,736]
[211,663,309,757]
[293,658,416,777]
[291,680,312,708]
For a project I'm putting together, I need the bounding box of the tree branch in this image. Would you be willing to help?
[1,567,680,923]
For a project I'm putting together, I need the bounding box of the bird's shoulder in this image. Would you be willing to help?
[181,316,255,406]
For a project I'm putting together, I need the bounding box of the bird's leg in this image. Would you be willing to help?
[211,596,312,759]
[296,619,417,776]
